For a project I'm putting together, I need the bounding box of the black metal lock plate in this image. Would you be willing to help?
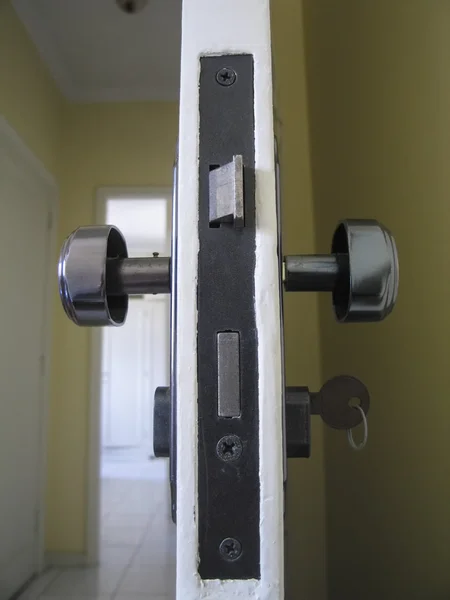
[197,54,259,580]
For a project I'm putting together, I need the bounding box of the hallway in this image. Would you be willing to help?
[19,467,175,599]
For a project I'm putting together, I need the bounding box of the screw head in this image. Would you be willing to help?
[216,434,242,462]
[219,537,242,561]
[216,67,237,86]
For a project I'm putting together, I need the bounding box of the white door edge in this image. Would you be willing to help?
[176,1,284,598]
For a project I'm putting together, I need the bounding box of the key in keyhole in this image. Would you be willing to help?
[313,375,370,430]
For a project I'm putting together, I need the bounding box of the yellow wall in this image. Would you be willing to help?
[303,1,450,598]
[0,0,63,174]
[272,2,326,599]
[47,102,179,553]
[0,0,178,555]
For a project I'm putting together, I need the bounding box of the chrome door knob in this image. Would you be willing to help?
[58,225,171,327]
[283,219,399,322]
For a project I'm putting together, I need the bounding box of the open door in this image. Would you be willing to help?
[56,1,399,598]
[174,1,285,598]
[173,1,285,598]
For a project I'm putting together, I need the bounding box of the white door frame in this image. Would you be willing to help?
[0,116,58,576]
[176,1,284,598]
[87,187,172,564]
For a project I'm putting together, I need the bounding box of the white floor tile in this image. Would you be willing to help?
[130,551,175,569]
[102,498,153,518]
[116,564,175,596]
[43,567,125,596]
[101,523,147,548]
[114,594,175,600]
[102,513,151,529]
[18,467,175,600]
[101,453,168,481]
[133,537,176,567]
[143,519,175,542]
[40,596,111,600]
[99,545,135,567]
[115,596,173,600]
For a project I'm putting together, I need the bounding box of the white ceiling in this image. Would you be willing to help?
[12,0,182,102]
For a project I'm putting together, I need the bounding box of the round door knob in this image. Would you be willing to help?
[331,219,398,322]
[58,225,128,326]
[58,225,171,327]
[283,219,399,323]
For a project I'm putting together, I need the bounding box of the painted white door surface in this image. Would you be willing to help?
[176,1,283,599]
[101,296,169,453]
[0,121,54,597]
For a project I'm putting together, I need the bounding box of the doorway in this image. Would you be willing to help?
[100,192,170,479]
[91,188,175,594]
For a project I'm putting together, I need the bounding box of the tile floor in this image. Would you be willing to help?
[101,448,169,481]
[18,452,175,600]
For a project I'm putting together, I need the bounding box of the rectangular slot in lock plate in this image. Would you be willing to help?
[217,331,241,418]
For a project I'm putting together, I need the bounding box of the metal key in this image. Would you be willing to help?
[310,375,370,430]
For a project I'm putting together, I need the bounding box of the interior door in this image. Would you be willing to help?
[0,123,53,597]
[175,1,284,598]
[101,296,169,453]
[101,299,148,449]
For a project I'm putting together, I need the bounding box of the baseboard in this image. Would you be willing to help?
[45,552,93,568]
